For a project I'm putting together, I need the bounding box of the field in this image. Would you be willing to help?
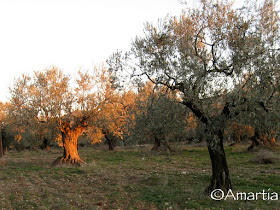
[0,144,279,209]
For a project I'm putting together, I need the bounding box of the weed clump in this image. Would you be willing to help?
[252,149,279,164]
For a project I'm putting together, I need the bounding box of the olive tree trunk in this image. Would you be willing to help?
[41,138,51,151]
[53,118,88,166]
[151,136,172,152]
[107,136,115,151]
[184,102,232,193]
[151,136,161,151]
[248,130,280,151]
[205,129,232,193]
[102,129,115,151]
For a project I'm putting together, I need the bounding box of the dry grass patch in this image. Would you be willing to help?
[252,149,279,164]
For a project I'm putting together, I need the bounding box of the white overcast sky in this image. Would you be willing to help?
[0,0,185,101]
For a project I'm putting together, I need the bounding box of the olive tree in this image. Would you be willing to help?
[8,67,95,165]
[130,82,188,151]
[109,0,280,192]
[87,67,137,150]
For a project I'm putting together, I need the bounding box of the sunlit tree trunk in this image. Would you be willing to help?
[53,118,88,166]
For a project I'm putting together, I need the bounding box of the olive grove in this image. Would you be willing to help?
[108,0,280,192]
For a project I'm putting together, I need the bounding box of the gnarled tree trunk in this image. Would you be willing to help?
[205,129,232,193]
[248,130,280,151]
[53,117,88,166]
[151,136,172,152]
[151,136,161,151]
[102,129,115,151]
[41,138,50,151]
[184,102,232,193]
[108,139,114,151]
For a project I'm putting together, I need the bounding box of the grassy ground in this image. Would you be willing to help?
[0,144,279,209]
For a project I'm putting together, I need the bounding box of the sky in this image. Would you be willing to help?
[0,0,185,101]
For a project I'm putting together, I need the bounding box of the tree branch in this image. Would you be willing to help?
[183,101,208,125]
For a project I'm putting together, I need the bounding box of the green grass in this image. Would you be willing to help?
[0,144,279,209]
